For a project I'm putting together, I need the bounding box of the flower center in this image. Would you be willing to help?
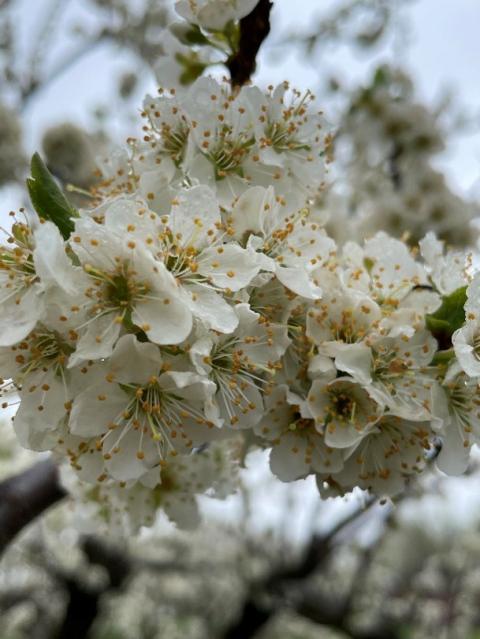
[206,129,254,179]
[0,223,37,298]
[160,122,189,164]
[84,262,150,315]
[102,377,209,462]
[473,332,480,361]
[288,410,314,432]
[12,329,74,379]
[328,392,356,423]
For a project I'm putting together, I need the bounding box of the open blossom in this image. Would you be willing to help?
[453,321,480,379]
[230,186,335,299]
[419,232,471,296]
[246,82,329,201]
[0,218,47,346]
[254,384,343,482]
[190,303,290,428]
[1,327,78,451]
[435,364,480,475]
[68,335,221,481]
[308,377,381,448]
[66,211,192,362]
[322,415,433,497]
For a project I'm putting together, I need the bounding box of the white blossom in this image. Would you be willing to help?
[69,335,220,481]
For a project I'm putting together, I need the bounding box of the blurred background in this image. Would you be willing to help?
[1,1,480,638]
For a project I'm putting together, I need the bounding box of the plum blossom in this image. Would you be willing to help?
[254,384,343,482]
[69,335,221,481]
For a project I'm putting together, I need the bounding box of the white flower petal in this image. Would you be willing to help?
[437,420,471,475]
[229,186,274,240]
[170,185,220,249]
[108,334,162,385]
[332,343,372,385]
[270,434,309,482]
[33,221,80,294]
[275,266,322,299]
[198,244,261,291]
[184,284,238,333]
[0,287,44,347]
[68,314,121,367]
[453,322,480,378]
[132,298,192,345]
[70,383,127,438]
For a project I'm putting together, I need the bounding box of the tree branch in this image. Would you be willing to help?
[222,498,377,639]
[0,458,66,554]
[227,0,273,87]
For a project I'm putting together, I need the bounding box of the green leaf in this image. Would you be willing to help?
[170,23,210,46]
[426,286,467,346]
[27,152,78,239]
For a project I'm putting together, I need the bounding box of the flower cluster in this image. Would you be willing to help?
[3,18,480,532]
[135,76,328,209]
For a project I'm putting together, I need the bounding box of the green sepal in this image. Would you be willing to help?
[426,286,467,346]
[175,52,208,86]
[213,20,240,53]
[171,23,210,46]
[27,152,79,240]
[431,348,455,366]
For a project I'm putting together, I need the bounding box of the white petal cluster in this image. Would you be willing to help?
[3,75,480,533]
[325,66,479,248]
[61,439,240,532]
[139,77,328,209]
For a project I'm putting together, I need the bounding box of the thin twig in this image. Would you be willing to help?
[221,497,378,639]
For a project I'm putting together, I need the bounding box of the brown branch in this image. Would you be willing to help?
[0,458,66,554]
[221,498,378,639]
[267,495,376,586]
[227,0,273,87]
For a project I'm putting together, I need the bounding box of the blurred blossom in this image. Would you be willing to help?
[323,65,480,247]
[0,103,25,186]
[42,123,99,190]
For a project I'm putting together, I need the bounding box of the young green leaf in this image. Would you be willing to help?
[426,285,467,348]
[27,152,79,239]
